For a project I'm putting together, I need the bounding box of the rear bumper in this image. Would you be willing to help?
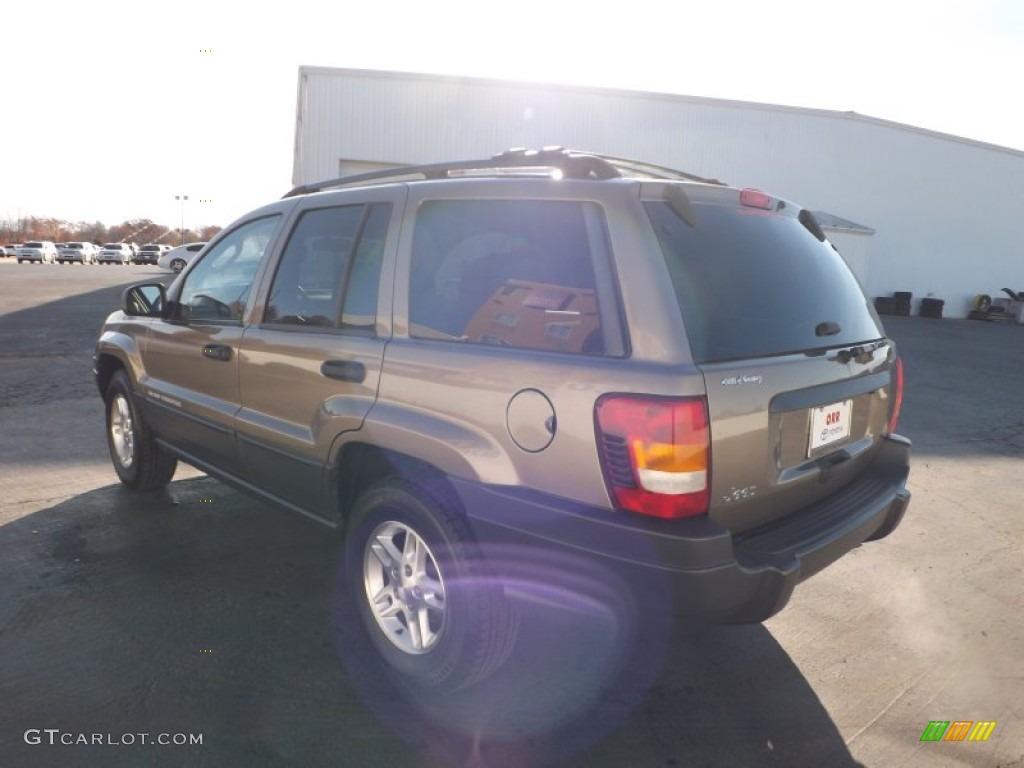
[453,434,911,624]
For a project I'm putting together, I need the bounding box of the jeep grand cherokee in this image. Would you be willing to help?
[94,148,910,691]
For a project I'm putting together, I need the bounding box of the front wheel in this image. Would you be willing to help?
[170,258,186,273]
[105,370,177,489]
[343,477,517,692]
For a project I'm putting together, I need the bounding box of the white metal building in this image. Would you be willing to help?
[292,66,1024,318]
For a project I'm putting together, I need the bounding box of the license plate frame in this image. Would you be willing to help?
[808,399,853,456]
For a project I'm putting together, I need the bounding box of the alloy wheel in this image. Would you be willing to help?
[109,393,135,468]
[363,520,447,655]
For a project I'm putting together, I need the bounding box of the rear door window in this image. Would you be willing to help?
[262,203,389,332]
[265,206,364,328]
[645,200,883,362]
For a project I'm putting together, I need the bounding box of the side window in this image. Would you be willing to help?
[409,200,610,355]
[341,203,389,332]
[178,216,279,323]
[263,203,390,331]
[265,206,364,327]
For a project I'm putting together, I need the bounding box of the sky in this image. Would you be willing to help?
[3,0,1022,234]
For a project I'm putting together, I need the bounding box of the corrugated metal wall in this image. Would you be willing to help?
[294,67,1024,318]
[826,231,873,289]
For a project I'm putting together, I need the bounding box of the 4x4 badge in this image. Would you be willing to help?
[721,375,763,386]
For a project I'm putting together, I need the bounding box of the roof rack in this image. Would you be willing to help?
[585,153,724,185]
[282,147,723,198]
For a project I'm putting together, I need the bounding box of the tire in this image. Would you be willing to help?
[170,258,186,273]
[343,476,518,692]
[105,369,177,490]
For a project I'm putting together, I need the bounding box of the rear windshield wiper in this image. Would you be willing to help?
[831,339,889,364]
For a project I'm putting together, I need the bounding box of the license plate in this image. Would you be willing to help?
[808,400,852,455]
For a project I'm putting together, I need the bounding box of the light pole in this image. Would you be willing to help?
[175,195,189,246]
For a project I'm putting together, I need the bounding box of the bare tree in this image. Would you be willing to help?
[1,214,220,246]
[68,220,108,244]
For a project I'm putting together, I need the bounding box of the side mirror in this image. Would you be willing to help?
[122,283,167,318]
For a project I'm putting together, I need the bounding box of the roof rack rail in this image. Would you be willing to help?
[283,147,723,198]
[588,153,724,185]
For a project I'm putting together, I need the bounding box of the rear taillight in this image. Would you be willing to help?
[886,357,904,434]
[595,395,710,519]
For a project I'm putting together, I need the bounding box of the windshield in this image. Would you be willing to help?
[645,200,883,362]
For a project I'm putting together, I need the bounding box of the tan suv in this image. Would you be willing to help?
[94,148,911,691]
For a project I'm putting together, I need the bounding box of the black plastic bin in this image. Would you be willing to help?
[874,297,897,315]
[893,291,912,317]
[919,298,944,319]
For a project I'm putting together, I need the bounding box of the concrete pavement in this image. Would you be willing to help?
[0,260,1021,767]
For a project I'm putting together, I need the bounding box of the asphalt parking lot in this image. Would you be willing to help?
[1,259,1021,768]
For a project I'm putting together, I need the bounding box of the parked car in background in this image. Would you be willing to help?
[2,245,21,257]
[16,241,58,263]
[96,243,133,265]
[95,148,911,694]
[134,244,171,265]
[157,241,207,272]
[57,242,99,264]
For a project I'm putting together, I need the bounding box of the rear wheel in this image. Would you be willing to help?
[343,477,517,692]
[105,369,177,489]
[170,258,186,273]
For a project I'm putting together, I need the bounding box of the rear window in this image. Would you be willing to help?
[102,244,122,250]
[645,199,882,363]
[24,242,43,248]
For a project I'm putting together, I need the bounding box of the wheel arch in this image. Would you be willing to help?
[94,353,126,399]
[331,444,463,532]
[93,331,144,398]
[327,405,521,529]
